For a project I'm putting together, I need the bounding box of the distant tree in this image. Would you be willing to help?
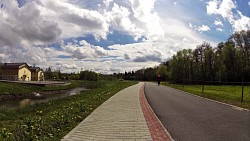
[156,64,167,81]
[44,67,53,80]
[144,67,157,81]
[79,70,98,81]
[69,73,80,80]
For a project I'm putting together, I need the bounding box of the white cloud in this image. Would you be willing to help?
[103,0,113,7]
[105,3,135,33]
[248,2,250,6]
[0,0,221,74]
[233,11,250,31]
[189,23,193,28]
[128,0,164,41]
[0,0,109,48]
[216,27,223,31]
[39,0,109,39]
[206,0,236,23]
[0,0,61,47]
[197,25,211,32]
[63,40,107,60]
[206,0,250,32]
[102,0,165,41]
[182,38,191,42]
[189,24,211,33]
[214,19,223,26]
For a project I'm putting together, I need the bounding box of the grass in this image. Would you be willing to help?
[0,81,137,140]
[0,81,97,95]
[162,82,250,110]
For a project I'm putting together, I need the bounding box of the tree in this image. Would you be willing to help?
[230,30,250,82]
[79,70,98,81]
[157,64,167,81]
[44,67,53,80]
[214,42,225,82]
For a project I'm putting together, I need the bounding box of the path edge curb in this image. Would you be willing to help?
[140,83,174,141]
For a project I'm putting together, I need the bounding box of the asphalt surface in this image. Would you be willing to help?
[144,82,250,141]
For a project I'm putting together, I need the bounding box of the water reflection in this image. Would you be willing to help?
[0,87,87,109]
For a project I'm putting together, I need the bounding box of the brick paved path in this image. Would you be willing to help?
[62,82,152,141]
[140,84,172,141]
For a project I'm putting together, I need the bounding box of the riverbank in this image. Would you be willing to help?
[0,89,70,101]
[0,81,137,140]
[0,81,97,101]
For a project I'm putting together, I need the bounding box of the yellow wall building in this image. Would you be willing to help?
[0,63,44,81]
[30,67,44,81]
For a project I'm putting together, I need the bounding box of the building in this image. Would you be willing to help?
[30,67,44,81]
[0,63,44,81]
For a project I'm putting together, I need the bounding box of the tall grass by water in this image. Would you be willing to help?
[0,81,96,95]
[0,81,137,140]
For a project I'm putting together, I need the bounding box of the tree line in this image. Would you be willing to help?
[167,30,249,84]
[44,68,117,81]
[44,30,249,83]
[121,30,250,84]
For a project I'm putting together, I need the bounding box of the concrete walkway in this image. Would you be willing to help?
[61,82,152,141]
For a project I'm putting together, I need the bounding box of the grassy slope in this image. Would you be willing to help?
[0,81,94,95]
[0,81,137,140]
[162,82,250,110]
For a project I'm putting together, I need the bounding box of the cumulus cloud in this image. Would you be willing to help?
[214,19,223,26]
[197,25,211,32]
[206,0,236,22]
[105,3,135,33]
[104,0,164,41]
[182,38,191,42]
[0,0,61,47]
[0,0,222,74]
[108,41,181,63]
[206,0,250,31]
[129,0,164,41]
[216,27,223,31]
[0,0,109,48]
[133,53,162,62]
[63,40,107,60]
[39,0,109,39]
[189,23,211,33]
[233,11,250,31]
[123,54,131,60]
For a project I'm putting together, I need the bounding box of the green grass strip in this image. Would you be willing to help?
[162,82,250,110]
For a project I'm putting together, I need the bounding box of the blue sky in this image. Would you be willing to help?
[0,0,249,73]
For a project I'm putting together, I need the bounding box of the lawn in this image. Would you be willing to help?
[0,81,137,140]
[162,82,250,110]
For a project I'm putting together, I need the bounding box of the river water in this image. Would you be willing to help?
[0,88,87,109]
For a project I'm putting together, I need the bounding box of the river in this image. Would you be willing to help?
[0,87,87,109]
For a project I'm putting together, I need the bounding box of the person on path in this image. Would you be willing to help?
[157,74,161,85]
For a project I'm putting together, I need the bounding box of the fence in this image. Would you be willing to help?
[168,80,250,103]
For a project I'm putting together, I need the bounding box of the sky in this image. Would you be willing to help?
[0,0,249,74]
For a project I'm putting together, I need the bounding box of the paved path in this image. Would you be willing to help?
[62,82,157,141]
[145,82,250,141]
